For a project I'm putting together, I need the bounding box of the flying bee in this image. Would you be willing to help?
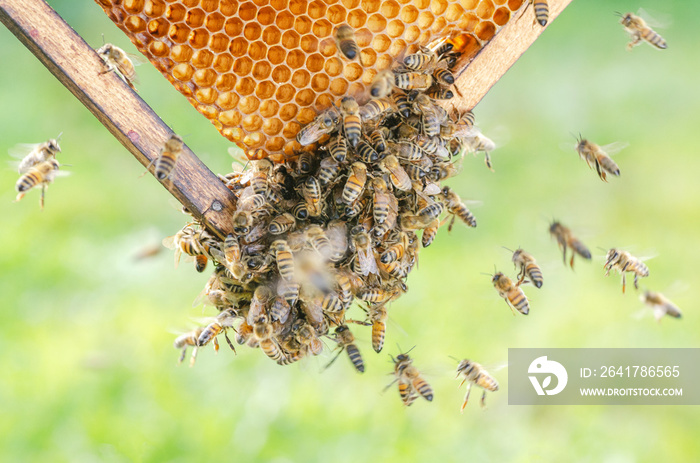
[619,12,667,50]
[14,158,64,210]
[302,176,323,216]
[96,42,138,88]
[604,249,650,293]
[326,325,364,373]
[370,70,395,98]
[641,291,682,322]
[529,0,549,27]
[391,91,412,119]
[549,221,591,269]
[575,137,626,182]
[268,212,296,235]
[271,239,295,282]
[462,131,497,171]
[379,154,412,192]
[388,351,434,406]
[328,135,348,162]
[341,162,367,205]
[394,72,433,91]
[317,156,341,187]
[456,359,499,411]
[368,304,388,353]
[491,271,529,315]
[358,98,394,121]
[403,46,437,71]
[509,248,543,288]
[296,106,341,146]
[441,186,477,230]
[250,158,272,194]
[173,327,204,366]
[351,225,379,276]
[197,309,237,354]
[335,24,360,60]
[10,137,61,174]
[340,96,362,148]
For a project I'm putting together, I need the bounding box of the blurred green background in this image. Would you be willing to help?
[1,1,698,461]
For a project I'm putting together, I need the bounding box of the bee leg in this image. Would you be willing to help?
[447,214,456,233]
[569,254,575,270]
[189,346,199,367]
[621,274,626,294]
[484,152,494,172]
[213,337,220,353]
[461,383,472,413]
[178,347,187,364]
[14,192,25,203]
[323,345,345,371]
[504,300,517,316]
[634,274,639,290]
[224,331,237,354]
[40,184,46,211]
[480,390,487,408]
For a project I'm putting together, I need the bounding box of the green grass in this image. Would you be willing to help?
[0,1,698,461]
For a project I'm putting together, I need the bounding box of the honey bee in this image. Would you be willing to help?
[231,210,254,235]
[429,161,462,182]
[146,134,184,181]
[619,12,667,50]
[328,135,347,162]
[260,338,286,363]
[379,154,412,192]
[14,158,63,210]
[247,285,273,325]
[299,284,330,335]
[441,186,477,230]
[575,137,625,182]
[356,140,380,164]
[291,201,310,220]
[268,212,296,235]
[271,239,295,282]
[358,98,394,121]
[388,351,434,406]
[432,67,455,86]
[296,151,315,175]
[390,140,425,162]
[403,46,437,71]
[326,219,350,262]
[277,279,300,307]
[96,42,138,88]
[317,156,341,187]
[173,327,204,366]
[491,271,529,315]
[391,91,412,119]
[424,87,454,100]
[510,248,543,288]
[306,224,333,260]
[530,0,549,27]
[372,177,395,225]
[293,320,324,356]
[223,233,241,264]
[549,221,591,269]
[368,304,388,353]
[604,249,650,293]
[197,309,237,354]
[370,70,395,98]
[641,291,682,321]
[250,158,272,194]
[341,162,367,205]
[335,24,360,60]
[326,325,364,373]
[351,225,378,276]
[10,137,61,174]
[302,176,323,216]
[455,359,499,411]
[462,131,497,171]
[340,96,362,147]
[421,219,439,248]
[369,129,388,154]
[296,106,341,146]
[356,285,399,304]
[235,319,254,346]
[394,72,433,92]
[321,290,344,314]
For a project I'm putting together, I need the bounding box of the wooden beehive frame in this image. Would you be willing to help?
[0,0,573,239]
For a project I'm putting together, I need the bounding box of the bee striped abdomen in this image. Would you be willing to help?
[509,289,530,315]
[413,377,434,401]
[533,0,549,26]
[642,29,667,49]
[345,343,365,372]
[526,263,544,288]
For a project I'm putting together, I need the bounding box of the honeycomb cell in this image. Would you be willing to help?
[341,0,360,8]
[263,118,284,136]
[185,9,206,28]
[233,57,254,77]
[260,100,280,118]
[195,87,218,104]
[418,11,434,29]
[313,19,333,38]
[460,0,479,8]
[371,34,391,52]
[172,63,194,81]
[282,30,301,48]
[148,40,169,57]
[286,49,305,68]
[253,61,272,80]
[209,33,230,53]
[294,15,312,34]
[315,93,334,110]
[268,46,287,64]
[220,110,242,127]
[283,121,302,138]
[416,0,430,8]
[319,38,336,57]
[201,0,218,12]
[291,69,311,88]
[380,0,400,18]
[265,137,286,152]
[192,48,214,68]
[193,68,217,86]
[252,0,269,7]
[279,103,298,121]
[327,5,346,23]
[243,132,264,149]
[445,3,465,21]
[182,0,198,7]
[301,35,319,53]
[306,53,324,72]
[220,0,238,15]
[225,17,244,37]
[367,14,387,33]
[508,0,524,9]
[188,29,210,49]
[297,107,317,125]
[213,53,234,73]
[361,68,376,84]
[355,28,372,47]
[400,5,418,23]
[217,92,240,110]
[275,11,294,29]
[347,82,364,96]
[387,20,404,38]
[244,23,262,41]
[329,78,348,95]
[239,2,258,21]
[375,53,393,70]
[389,39,407,57]
[432,17,447,34]
[263,26,282,45]
[230,37,248,57]
[256,81,277,99]
[493,7,511,26]
[308,0,327,19]
[311,73,330,92]
[148,18,170,38]
[360,49,377,66]
[347,9,367,28]
[276,84,296,103]
[459,13,481,31]
[258,6,277,26]
[216,74,237,92]
[271,0,289,11]
[240,98,261,115]
[124,0,143,14]
[125,15,146,33]
[475,20,496,41]
[431,0,448,15]
[236,77,256,95]
[404,25,420,42]
[144,0,165,16]
[229,127,244,142]
[205,12,225,32]
[324,57,342,76]
[476,0,495,19]
[289,0,307,15]
[248,42,268,61]
[165,3,186,21]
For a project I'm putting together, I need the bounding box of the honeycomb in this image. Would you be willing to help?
[95,0,525,161]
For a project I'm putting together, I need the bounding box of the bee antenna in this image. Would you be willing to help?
[597,246,608,252]
[448,355,461,363]
[101,33,105,46]
[480,272,492,277]
[406,345,416,355]
[613,11,623,17]
[56,132,63,142]
[502,246,514,253]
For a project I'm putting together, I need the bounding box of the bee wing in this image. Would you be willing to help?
[358,247,379,276]
[296,120,327,146]
[599,142,629,156]
[161,234,178,250]
[422,182,442,196]
[8,143,40,159]
[126,52,146,66]
[636,8,672,28]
